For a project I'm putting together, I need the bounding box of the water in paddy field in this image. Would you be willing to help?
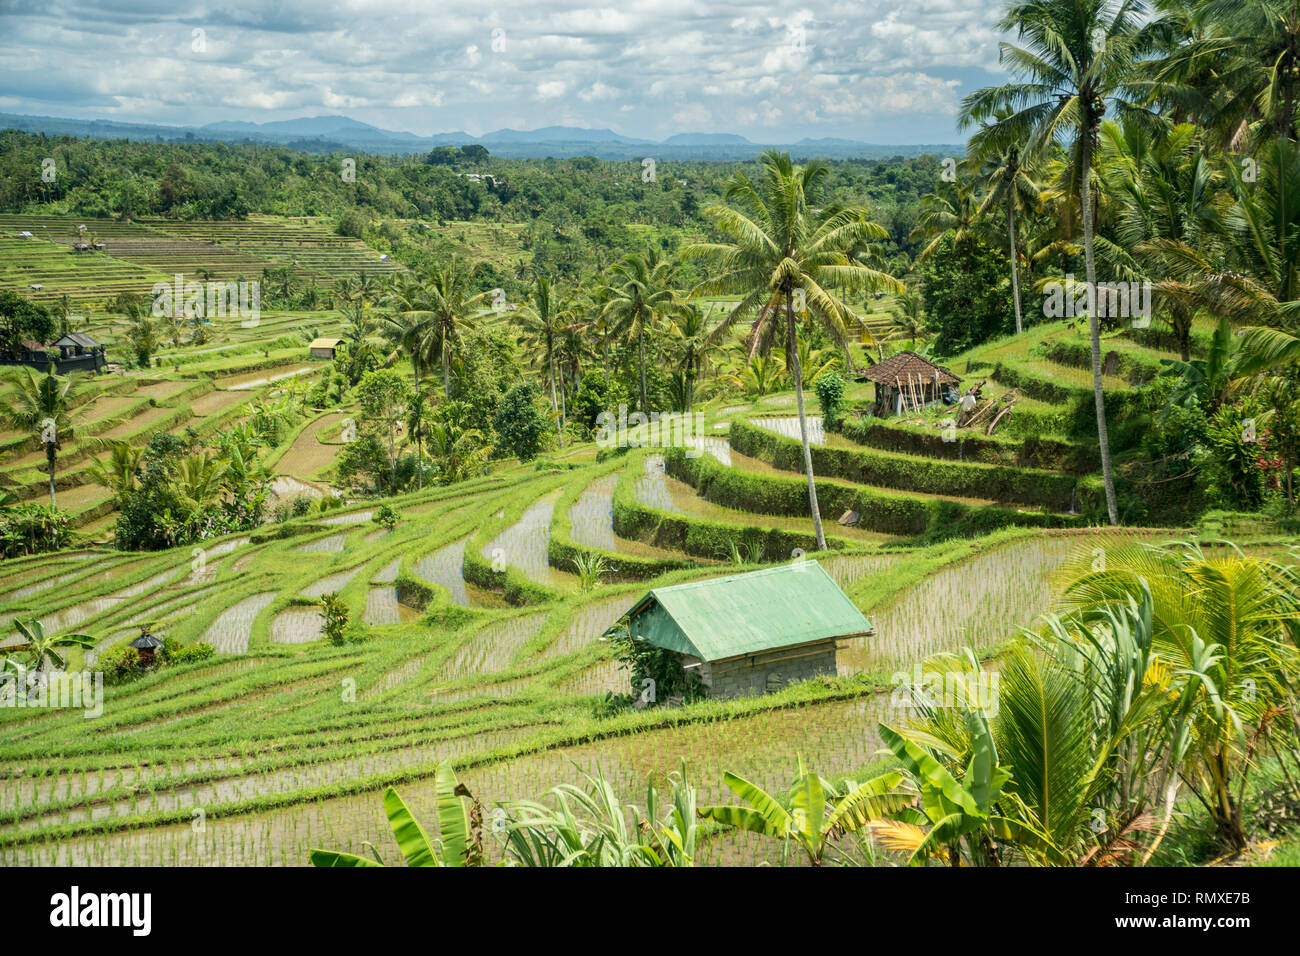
[363,588,411,625]
[434,612,549,681]
[633,455,680,513]
[294,534,347,554]
[836,537,1085,676]
[319,510,373,526]
[372,558,401,584]
[268,476,323,501]
[0,696,894,865]
[686,436,732,465]
[569,476,617,551]
[413,539,468,606]
[198,592,276,654]
[543,597,628,659]
[299,567,361,598]
[481,492,558,586]
[752,416,824,445]
[270,608,324,645]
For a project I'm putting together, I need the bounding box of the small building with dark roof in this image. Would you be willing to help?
[128,632,165,666]
[856,350,962,416]
[608,562,873,699]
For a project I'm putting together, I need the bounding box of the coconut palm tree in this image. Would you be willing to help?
[974,141,1044,334]
[961,0,1158,526]
[174,451,229,521]
[87,439,144,499]
[0,364,82,507]
[384,257,488,401]
[1151,0,1300,148]
[1099,118,1225,360]
[688,151,902,550]
[888,287,929,347]
[666,303,712,411]
[1052,541,1300,852]
[910,175,984,264]
[601,248,683,414]
[517,276,569,447]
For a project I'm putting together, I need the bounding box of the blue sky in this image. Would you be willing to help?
[0,1,1014,143]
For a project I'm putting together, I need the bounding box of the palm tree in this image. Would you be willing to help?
[1151,0,1300,148]
[601,248,682,413]
[666,303,711,411]
[0,364,82,507]
[384,257,487,401]
[888,287,928,347]
[426,403,490,484]
[517,276,569,447]
[1052,541,1300,852]
[126,311,162,368]
[961,0,1158,527]
[87,440,143,499]
[175,451,229,521]
[1099,118,1224,360]
[688,151,902,550]
[910,175,984,264]
[975,141,1043,334]
[724,350,787,397]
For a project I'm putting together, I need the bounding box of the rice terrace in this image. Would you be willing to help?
[1,0,1299,895]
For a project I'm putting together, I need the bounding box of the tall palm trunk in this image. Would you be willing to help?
[787,290,826,551]
[413,370,423,491]
[548,346,564,449]
[442,347,451,401]
[46,445,57,508]
[637,325,649,413]
[1081,130,1119,526]
[1008,201,1024,335]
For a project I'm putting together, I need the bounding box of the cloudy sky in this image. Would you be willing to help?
[0,0,1013,143]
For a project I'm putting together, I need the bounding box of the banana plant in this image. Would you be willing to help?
[7,618,94,674]
[497,763,698,867]
[698,759,909,866]
[873,714,1020,867]
[309,763,482,867]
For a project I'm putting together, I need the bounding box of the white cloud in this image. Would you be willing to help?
[0,0,1005,141]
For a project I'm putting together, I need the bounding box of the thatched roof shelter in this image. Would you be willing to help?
[856,351,961,416]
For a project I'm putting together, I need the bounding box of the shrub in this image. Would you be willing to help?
[163,639,215,665]
[374,502,400,530]
[814,372,846,430]
[97,646,142,684]
[321,592,349,646]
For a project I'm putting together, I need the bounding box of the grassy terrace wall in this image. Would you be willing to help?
[730,417,1084,511]
[662,444,1082,539]
[547,459,695,581]
[612,450,845,561]
[839,415,1099,473]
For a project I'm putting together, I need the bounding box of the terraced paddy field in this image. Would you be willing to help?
[1,421,1274,867]
[0,214,404,304]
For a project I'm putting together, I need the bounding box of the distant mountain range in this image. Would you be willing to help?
[0,112,959,161]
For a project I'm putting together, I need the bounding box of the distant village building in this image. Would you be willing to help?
[609,562,873,700]
[309,337,345,359]
[857,350,962,416]
[3,332,106,374]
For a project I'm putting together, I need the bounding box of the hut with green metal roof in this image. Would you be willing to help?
[610,561,873,700]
